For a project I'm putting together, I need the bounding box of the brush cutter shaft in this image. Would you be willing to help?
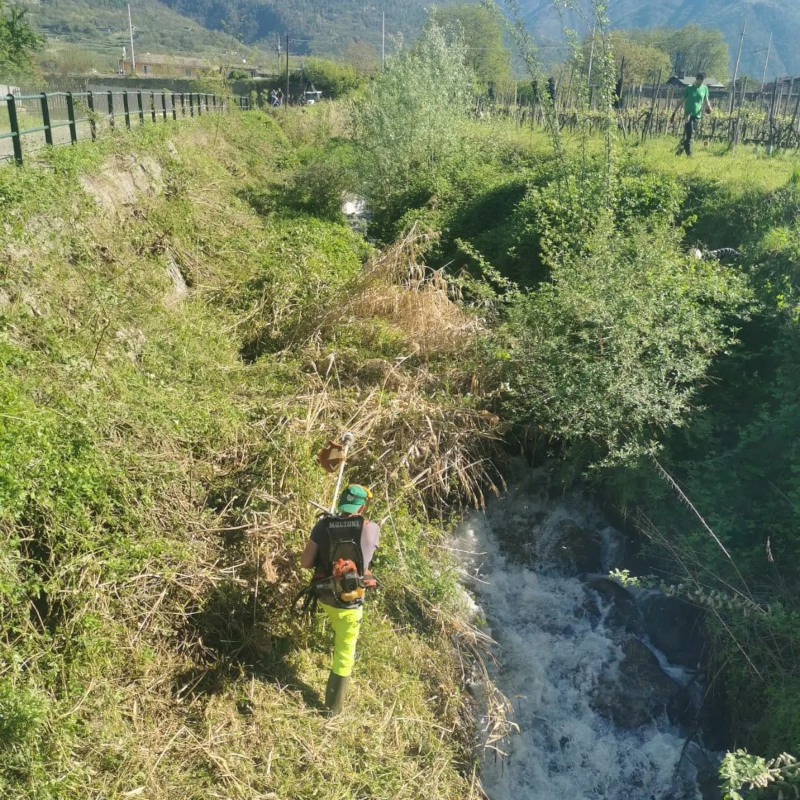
[330,432,355,513]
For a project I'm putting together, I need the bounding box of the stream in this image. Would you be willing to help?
[453,475,721,800]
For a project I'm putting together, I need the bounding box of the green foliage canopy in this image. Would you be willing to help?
[303,57,363,98]
[429,3,512,89]
[351,22,473,211]
[0,1,43,80]
[631,24,730,80]
[498,173,749,465]
[580,30,671,85]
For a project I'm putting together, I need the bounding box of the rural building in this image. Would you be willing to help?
[118,54,214,78]
[666,75,726,90]
[760,76,800,93]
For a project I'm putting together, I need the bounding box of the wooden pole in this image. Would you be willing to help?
[285,33,290,105]
[791,89,800,134]
[642,69,662,142]
[768,78,778,154]
[729,19,746,114]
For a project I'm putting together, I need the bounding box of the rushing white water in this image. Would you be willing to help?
[454,482,706,800]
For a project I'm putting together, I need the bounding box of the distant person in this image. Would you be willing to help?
[275,88,284,107]
[269,89,278,107]
[671,73,712,156]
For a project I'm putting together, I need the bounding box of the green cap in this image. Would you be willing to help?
[337,484,370,514]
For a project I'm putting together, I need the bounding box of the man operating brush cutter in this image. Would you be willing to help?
[295,433,380,715]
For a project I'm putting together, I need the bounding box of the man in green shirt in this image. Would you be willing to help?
[670,73,713,155]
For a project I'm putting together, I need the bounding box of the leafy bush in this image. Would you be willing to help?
[501,208,749,466]
[281,140,358,221]
[351,22,473,215]
[0,680,47,752]
[302,57,364,98]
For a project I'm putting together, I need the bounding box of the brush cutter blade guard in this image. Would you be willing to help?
[318,440,345,473]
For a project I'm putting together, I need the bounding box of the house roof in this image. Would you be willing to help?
[667,75,726,90]
[760,76,800,92]
[133,54,214,69]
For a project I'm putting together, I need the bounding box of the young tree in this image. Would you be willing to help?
[350,22,473,208]
[0,1,43,80]
[632,25,729,79]
[429,3,511,89]
[580,30,670,85]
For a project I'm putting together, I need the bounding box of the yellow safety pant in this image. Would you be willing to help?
[319,602,363,677]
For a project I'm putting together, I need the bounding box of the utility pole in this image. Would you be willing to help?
[381,12,385,70]
[285,33,290,105]
[127,3,136,73]
[729,18,746,113]
[760,31,772,92]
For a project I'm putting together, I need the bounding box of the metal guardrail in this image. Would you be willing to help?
[0,89,250,164]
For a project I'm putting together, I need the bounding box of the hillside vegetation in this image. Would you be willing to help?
[0,107,508,799]
[25,0,800,80]
[25,0,258,63]
[3,19,800,798]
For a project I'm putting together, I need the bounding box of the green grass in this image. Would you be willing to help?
[629,136,800,193]
[0,108,493,799]
[4,101,798,798]
[464,115,800,191]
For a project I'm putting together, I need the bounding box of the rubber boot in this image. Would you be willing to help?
[683,121,693,156]
[324,671,350,716]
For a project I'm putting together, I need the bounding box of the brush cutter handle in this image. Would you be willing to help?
[330,432,356,512]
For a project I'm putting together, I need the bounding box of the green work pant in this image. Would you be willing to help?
[319,602,363,677]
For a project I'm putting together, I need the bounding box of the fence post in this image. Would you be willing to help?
[768,79,779,154]
[87,91,97,141]
[180,93,186,117]
[138,90,144,124]
[107,90,115,130]
[123,90,131,129]
[150,92,156,123]
[642,69,662,142]
[6,93,23,164]
[212,93,217,110]
[791,91,800,135]
[197,93,203,116]
[188,93,194,117]
[39,92,54,146]
[171,92,177,120]
[65,91,78,144]
[161,90,167,121]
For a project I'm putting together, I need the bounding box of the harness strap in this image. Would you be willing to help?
[293,571,379,617]
[292,575,331,616]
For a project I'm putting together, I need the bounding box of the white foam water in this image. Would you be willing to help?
[453,485,703,800]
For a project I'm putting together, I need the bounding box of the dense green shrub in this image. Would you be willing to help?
[351,23,473,215]
[302,57,364,98]
[500,214,749,465]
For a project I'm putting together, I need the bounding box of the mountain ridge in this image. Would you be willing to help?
[520,0,799,77]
